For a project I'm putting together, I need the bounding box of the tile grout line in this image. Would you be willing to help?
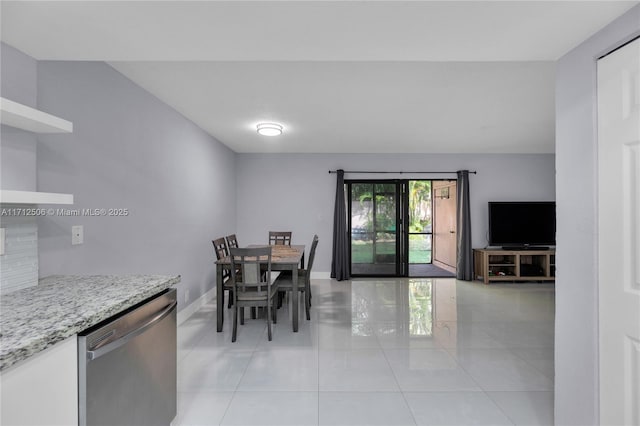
[220,306,264,426]
[378,341,419,426]
[505,345,555,381]
[482,389,518,425]
[444,346,517,425]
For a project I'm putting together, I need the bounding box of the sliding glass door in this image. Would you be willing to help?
[347,179,453,277]
[349,181,402,276]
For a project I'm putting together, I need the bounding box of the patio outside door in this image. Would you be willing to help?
[407,180,434,275]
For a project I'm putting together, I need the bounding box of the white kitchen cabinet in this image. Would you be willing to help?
[0,336,78,426]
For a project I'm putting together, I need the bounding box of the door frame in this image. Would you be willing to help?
[405,179,433,269]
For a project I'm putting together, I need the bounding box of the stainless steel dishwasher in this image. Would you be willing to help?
[78,288,177,426]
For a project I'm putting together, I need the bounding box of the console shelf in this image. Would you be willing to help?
[473,248,556,284]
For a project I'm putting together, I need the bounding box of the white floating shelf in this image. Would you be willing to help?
[0,190,74,205]
[0,97,73,134]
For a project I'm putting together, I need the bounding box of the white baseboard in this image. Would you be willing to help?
[311,271,331,279]
[177,286,217,325]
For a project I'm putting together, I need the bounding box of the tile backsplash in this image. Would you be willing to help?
[0,208,38,294]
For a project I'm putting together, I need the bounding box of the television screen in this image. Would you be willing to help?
[488,202,556,247]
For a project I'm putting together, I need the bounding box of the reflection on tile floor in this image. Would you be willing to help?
[173,278,555,426]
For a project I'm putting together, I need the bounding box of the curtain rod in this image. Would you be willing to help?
[328,170,477,174]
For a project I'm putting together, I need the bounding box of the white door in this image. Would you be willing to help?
[597,37,640,426]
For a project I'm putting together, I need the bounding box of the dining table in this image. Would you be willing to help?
[215,244,305,333]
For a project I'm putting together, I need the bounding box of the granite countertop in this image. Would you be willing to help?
[0,274,180,371]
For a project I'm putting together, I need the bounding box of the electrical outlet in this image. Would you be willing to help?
[72,225,84,245]
[0,228,5,255]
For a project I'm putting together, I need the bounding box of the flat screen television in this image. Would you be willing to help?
[488,201,556,248]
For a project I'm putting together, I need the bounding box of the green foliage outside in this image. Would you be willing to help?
[352,181,432,233]
[408,181,432,233]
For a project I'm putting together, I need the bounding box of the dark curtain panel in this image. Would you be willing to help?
[331,169,350,281]
[456,170,473,280]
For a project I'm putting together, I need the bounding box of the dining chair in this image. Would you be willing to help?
[212,237,234,308]
[224,233,259,318]
[229,246,278,342]
[226,234,239,249]
[274,234,318,321]
[268,231,292,246]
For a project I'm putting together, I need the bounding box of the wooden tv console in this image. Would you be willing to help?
[473,248,556,284]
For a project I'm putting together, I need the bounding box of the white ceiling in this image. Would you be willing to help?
[1,1,637,153]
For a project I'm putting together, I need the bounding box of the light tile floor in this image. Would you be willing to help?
[173,278,555,426]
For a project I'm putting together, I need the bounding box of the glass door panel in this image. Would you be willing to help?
[350,182,399,276]
[351,183,373,265]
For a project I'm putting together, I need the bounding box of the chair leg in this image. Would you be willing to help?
[227,289,233,309]
[267,304,272,341]
[240,307,245,325]
[273,299,278,324]
[305,290,311,320]
[232,304,238,342]
[251,307,257,319]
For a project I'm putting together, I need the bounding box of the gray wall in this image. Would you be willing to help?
[35,61,237,309]
[555,5,640,425]
[236,153,556,274]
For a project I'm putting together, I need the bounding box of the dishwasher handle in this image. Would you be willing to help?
[87,300,177,361]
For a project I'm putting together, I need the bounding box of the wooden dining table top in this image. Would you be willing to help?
[215,244,305,264]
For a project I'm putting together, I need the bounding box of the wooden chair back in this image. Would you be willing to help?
[306,234,319,278]
[268,231,292,246]
[212,237,231,282]
[226,234,239,249]
[229,247,273,295]
[212,237,229,260]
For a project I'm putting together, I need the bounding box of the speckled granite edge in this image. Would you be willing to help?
[0,274,180,371]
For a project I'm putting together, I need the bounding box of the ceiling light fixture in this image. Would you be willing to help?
[256,122,283,136]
